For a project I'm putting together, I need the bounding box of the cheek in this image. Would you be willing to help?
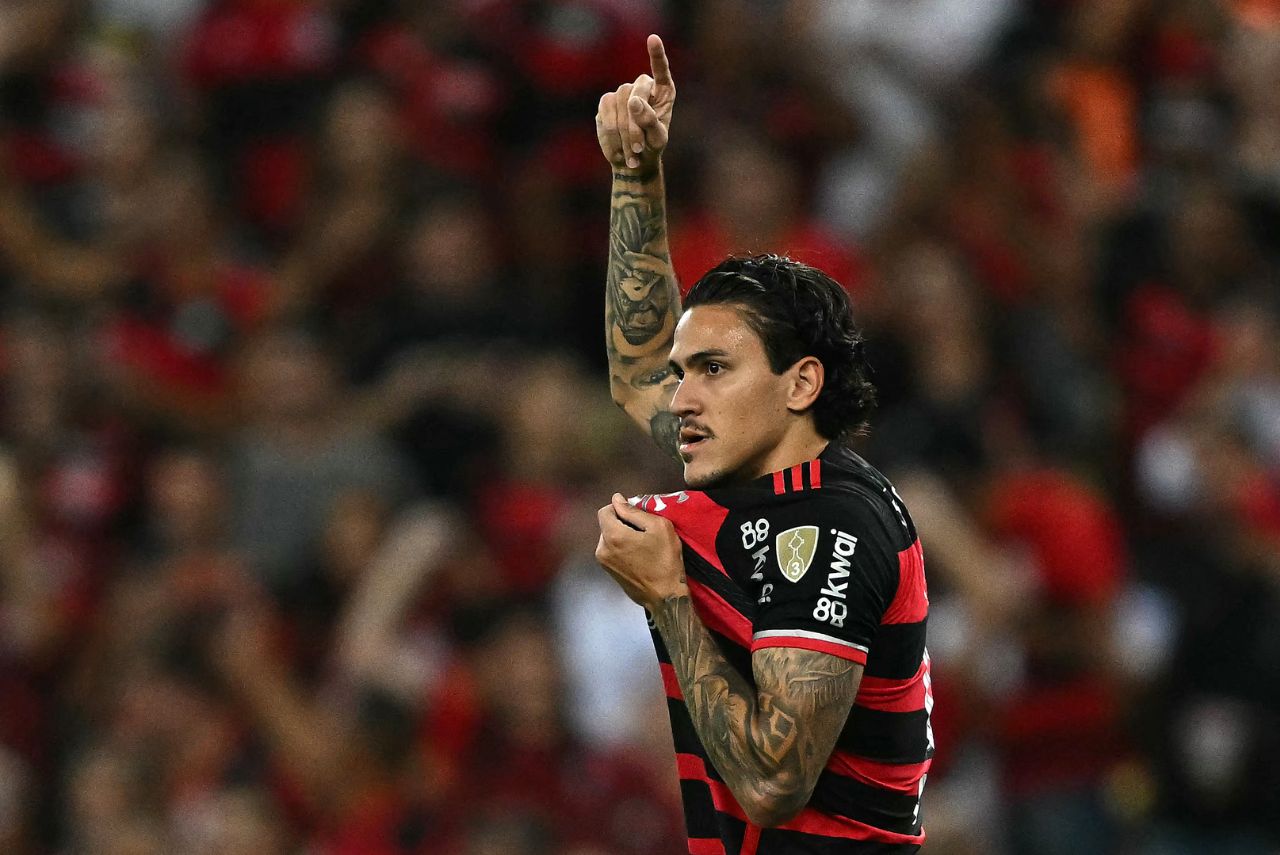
[715,377,787,441]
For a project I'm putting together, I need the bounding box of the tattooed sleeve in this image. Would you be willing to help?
[605,169,681,460]
[650,595,863,825]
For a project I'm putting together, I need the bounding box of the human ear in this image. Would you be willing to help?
[786,356,824,414]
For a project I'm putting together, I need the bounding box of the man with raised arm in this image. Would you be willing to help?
[593,36,933,854]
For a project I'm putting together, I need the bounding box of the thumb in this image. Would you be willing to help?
[612,493,652,530]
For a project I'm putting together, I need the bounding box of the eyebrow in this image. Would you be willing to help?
[671,349,730,371]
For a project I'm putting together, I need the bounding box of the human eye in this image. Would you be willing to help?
[706,362,725,375]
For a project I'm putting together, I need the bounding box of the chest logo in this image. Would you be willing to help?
[775,526,819,582]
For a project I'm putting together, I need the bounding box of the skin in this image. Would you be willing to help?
[594,36,864,828]
[668,304,827,489]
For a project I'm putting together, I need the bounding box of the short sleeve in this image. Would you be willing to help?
[750,497,898,665]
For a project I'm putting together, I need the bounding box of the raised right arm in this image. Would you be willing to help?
[598,36,682,460]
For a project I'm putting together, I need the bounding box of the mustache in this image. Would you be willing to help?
[679,420,714,439]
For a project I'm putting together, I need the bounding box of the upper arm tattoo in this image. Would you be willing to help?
[651,595,862,822]
[605,171,681,457]
[751,647,861,801]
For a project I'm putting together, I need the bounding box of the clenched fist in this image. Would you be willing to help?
[595,493,687,610]
[595,35,675,174]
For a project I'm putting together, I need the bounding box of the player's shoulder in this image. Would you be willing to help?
[769,483,884,530]
[733,476,902,605]
[805,446,917,546]
[714,465,908,576]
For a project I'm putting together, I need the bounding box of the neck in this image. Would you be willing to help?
[751,427,829,481]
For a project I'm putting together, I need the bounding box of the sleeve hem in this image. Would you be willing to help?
[750,635,869,665]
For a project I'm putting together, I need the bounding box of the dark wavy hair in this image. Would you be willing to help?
[683,254,876,440]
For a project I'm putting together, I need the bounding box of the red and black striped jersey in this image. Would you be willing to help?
[634,444,932,854]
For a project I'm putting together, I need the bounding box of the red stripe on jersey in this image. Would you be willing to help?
[680,757,747,824]
[741,824,761,855]
[751,635,868,665]
[882,539,928,625]
[676,752,707,780]
[779,804,925,846]
[678,753,926,846]
[660,663,683,700]
[809,459,822,489]
[711,778,746,819]
[652,492,733,579]
[826,750,931,795]
[688,839,727,855]
[790,465,804,492]
[773,470,786,495]
[688,578,753,646]
[855,658,927,713]
[677,753,751,824]
[678,753,751,827]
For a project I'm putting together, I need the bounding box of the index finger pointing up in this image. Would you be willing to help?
[647,34,673,86]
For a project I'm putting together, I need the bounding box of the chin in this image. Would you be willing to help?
[682,461,731,490]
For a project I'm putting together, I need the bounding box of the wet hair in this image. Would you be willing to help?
[683,254,876,439]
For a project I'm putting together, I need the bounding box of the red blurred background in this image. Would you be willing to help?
[1,1,1279,853]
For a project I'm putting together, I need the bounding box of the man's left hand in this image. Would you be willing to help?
[596,493,688,609]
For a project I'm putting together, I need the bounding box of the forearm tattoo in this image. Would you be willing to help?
[605,171,681,460]
[649,410,681,459]
[651,595,860,822]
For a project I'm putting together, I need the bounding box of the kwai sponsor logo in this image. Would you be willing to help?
[813,528,858,627]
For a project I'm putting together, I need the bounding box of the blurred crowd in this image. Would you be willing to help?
[0,0,1278,853]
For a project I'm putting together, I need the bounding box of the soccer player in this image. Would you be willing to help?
[593,37,933,854]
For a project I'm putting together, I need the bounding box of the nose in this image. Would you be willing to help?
[670,374,697,418]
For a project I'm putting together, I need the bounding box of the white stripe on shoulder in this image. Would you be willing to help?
[751,628,869,653]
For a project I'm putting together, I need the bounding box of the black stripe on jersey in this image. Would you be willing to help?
[862,622,927,680]
[678,780,723,839]
[682,546,758,621]
[759,827,921,854]
[719,815,750,855]
[651,629,670,664]
[667,698,702,754]
[809,772,922,836]
[837,707,933,763]
[825,446,919,545]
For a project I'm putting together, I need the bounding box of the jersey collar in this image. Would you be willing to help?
[753,442,836,496]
